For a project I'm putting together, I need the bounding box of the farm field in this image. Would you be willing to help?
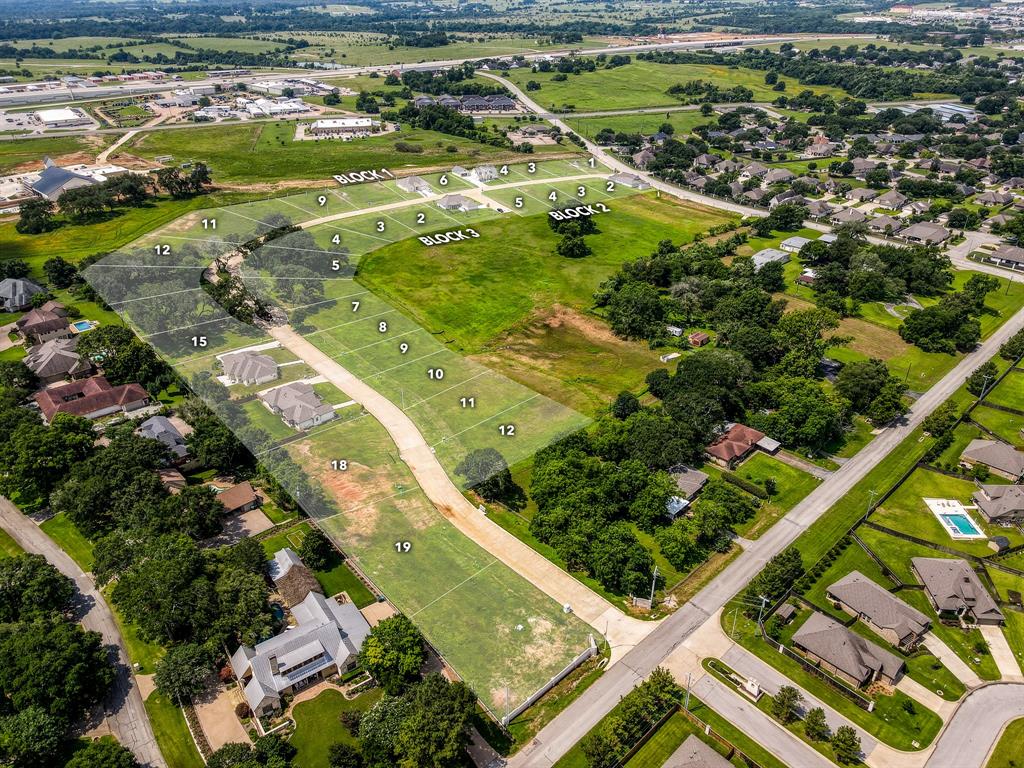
[115,122,536,184]
[503,60,851,112]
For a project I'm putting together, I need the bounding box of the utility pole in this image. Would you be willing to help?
[866,488,879,516]
[684,672,692,712]
[649,564,659,605]
[730,607,739,639]
[756,594,769,626]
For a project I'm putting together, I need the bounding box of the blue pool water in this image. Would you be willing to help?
[72,320,93,331]
[941,513,983,536]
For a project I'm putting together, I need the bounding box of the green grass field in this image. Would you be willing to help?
[0,529,22,557]
[565,110,714,141]
[504,60,849,112]
[39,513,94,571]
[983,369,1024,413]
[970,404,1024,448]
[0,135,112,174]
[144,691,204,768]
[987,718,1024,768]
[172,36,286,54]
[731,453,821,540]
[118,122,535,184]
[290,687,382,768]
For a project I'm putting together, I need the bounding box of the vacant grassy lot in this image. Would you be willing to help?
[118,122,525,184]
[732,453,821,539]
[0,135,112,174]
[984,369,1024,413]
[0,530,22,557]
[969,404,1024,448]
[39,513,94,571]
[505,60,848,112]
[358,192,734,352]
[987,718,1024,768]
[172,36,286,53]
[290,687,382,768]
[144,691,204,768]
[566,109,714,141]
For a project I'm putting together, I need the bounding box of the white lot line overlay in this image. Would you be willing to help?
[329,327,425,357]
[304,309,397,338]
[366,348,446,378]
[253,411,374,458]
[141,314,233,339]
[410,560,500,619]
[402,371,489,411]
[318,483,420,525]
[109,286,204,304]
[433,393,541,446]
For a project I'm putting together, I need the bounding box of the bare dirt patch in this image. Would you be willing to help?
[10,151,95,174]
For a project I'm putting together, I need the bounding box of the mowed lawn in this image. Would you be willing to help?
[290,688,382,768]
[505,60,849,111]
[144,691,204,768]
[987,718,1024,768]
[119,122,530,184]
[358,192,735,352]
[732,453,821,540]
[567,109,715,140]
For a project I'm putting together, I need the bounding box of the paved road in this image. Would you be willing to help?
[267,327,654,660]
[925,684,1024,768]
[0,498,165,767]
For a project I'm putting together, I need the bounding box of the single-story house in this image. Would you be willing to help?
[269,547,323,607]
[472,165,498,182]
[780,236,812,253]
[34,375,149,422]
[751,248,789,271]
[898,222,950,245]
[806,199,835,218]
[972,484,1024,524]
[137,414,189,460]
[876,190,908,209]
[826,571,930,651]
[218,481,261,515]
[436,193,480,212]
[693,153,721,169]
[960,439,1024,481]
[608,172,651,190]
[156,468,187,494]
[848,187,878,203]
[831,207,868,225]
[792,611,905,688]
[867,215,903,235]
[23,337,92,384]
[705,422,779,469]
[0,278,44,312]
[669,465,709,501]
[912,557,1004,625]
[985,212,1014,230]
[976,190,1014,206]
[396,175,433,196]
[230,591,371,716]
[740,162,768,179]
[15,301,71,344]
[259,382,336,431]
[633,148,655,169]
[763,168,796,185]
[222,350,279,386]
[664,735,733,768]
[983,243,1024,272]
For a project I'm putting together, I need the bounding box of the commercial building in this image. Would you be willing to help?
[309,117,378,136]
[33,107,91,128]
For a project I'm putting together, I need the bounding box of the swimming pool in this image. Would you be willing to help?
[940,513,984,537]
[71,320,97,332]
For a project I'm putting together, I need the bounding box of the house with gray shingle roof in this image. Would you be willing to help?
[137,415,189,459]
[230,591,370,716]
[222,350,279,386]
[912,557,1004,626]
[0,278,44,312]
[960,439,1024,481]
[23,337,92,384]
[972,484,1024,524]
[792,611,905,687]
[827,571,930,650]
[259,381,335,431]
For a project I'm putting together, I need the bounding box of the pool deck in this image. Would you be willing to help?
[923,497,987,539]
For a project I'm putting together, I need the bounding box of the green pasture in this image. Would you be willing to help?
[731,453,821,540]
[565,110,714,141]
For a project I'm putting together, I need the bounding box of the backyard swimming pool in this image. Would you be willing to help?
[940,513,984,537]
[71,320,98,333]
[924,498,987,539]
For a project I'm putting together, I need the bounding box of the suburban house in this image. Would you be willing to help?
[137,415,189,460]
[664,735,732,768]
[976,190,1014,206]
[831,207,868,225]
[34,376,149,422]
[259,382,335,431]
[972,484,1024,524]
[218,481,262,515]
[912,557,1004,626]
[222,350,279,386]
[763,168,795,184]
[792,611,905,688]
[780,236,812,253]
[898,222,950,245]
[230,591,371,717]
[632,148,655,169]
[705,423,780,469]
[982,243,1024,272]
[848,187,877,203]
[750,248,789,271]
[23,338,92,384]
[608,172,650,190]
[396,175,433,196]
[665,464,709,519]
[269,548,323,607]
[0,277,44,312]
[959,439,1024,481]
[436,193,480,212]
[157,468,188,494]
[806,199,834,218]
[876,190,908,209]
[826,571,931,651]
[15,301,71,344]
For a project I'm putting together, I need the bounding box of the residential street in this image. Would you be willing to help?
[0,498,166,767]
